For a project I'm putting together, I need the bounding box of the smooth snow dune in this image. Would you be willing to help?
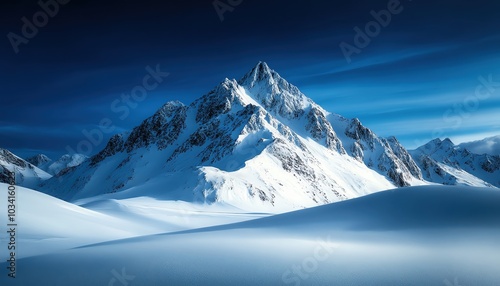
[2,185,500,286]
[0,183,269,259]
[236,184,500,231]
[0,183,170,258]
[78,196,270,233]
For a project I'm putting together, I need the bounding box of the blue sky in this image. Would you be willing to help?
[1,0,500,159]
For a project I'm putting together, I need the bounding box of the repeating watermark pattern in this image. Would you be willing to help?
[213,0,243,22]
[339,0,408,63]
[443,277,463,286]
[5,170,17,279]
[414,74,500,147]
[108,268,135,286]
[7,0,71,54]
[65,64,169,156]
[281,235,338,285]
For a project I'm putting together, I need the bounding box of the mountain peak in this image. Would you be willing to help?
[442,138,455,146]
[239,61,277,88]
[26,154,52,166]
[237,62,314,119]
[254,61,272,74]
[417,138,456,155]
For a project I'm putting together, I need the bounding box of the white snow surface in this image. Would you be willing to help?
[1,184,499,285]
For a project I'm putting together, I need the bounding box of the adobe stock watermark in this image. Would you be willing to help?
[5,170,17,279]
[65,64,169,156]
[413,74,500,147]
[281,235,338,285]
[213,0,243,22]
[339,0,408,63]
[108,268,135,286]
[7,0,71,54]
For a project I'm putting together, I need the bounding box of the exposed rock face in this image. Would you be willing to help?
[332,117,423,187]
[306,107,344,153]
[91,134,125,166]
[125,101,188,152]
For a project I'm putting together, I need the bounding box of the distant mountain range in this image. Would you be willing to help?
[410,138,500,187]
[0,151,87,188]
[0,149,51,189]
[2,62,498,211]
[26,153,88,175]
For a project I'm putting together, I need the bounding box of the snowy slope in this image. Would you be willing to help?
[411,138,500,187]
[0,183,269,259]
[3,185,500,285]
[0,148,51,188]
[40,62,428,210]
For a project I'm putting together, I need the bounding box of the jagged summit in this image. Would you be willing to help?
[442,138,454,144]
[191,62,318,123]
[237,62,314,120]
[239,61,275,87]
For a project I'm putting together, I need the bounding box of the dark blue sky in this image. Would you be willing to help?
[2,0,500,159]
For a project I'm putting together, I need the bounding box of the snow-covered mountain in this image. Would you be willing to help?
[26,154,52,170]
[0,148,51,188]
[410,138,500,187]
[27,153,88,175]
[458,135,500,156]
[40,62,429,210]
